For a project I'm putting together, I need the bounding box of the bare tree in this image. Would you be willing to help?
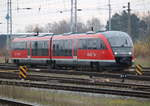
[25,25,34,32]
[25,25,44,33]
[44,20,70,34]
[24,18,104,34]
[45,20,89,34]
[86,17,104,32]
[142,13,150,36]
[77,22,88,33]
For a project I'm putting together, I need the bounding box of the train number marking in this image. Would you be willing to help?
[87,53,96,57]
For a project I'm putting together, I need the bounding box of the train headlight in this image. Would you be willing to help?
[114,52,118,55]
[128,52,132,55]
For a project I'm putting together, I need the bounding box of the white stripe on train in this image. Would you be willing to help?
[11,58,116,62]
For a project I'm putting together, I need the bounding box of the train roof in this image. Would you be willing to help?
[101,31,131,38]
[12,31,131,42]
[12,32,105,42]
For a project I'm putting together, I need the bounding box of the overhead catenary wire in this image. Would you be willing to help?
[0,0,149,14]
[0,0,150,33]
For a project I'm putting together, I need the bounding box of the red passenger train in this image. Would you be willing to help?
[11,31,134,70]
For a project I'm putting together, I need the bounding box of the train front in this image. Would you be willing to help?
[103,31,134,68]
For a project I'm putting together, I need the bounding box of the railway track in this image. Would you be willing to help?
[0,64,150,81]
[0,64,150,98]
[31,69,150,81]
[0,63,150,70]
[0,79,150,98]
[0,98,32,106]
[0,71,150,93]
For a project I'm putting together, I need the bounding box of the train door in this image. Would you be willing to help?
[73,39,78,68]
[27,41,31,58]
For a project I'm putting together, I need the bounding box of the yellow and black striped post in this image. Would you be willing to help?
[18,65,28,79]
[135,64,143,75]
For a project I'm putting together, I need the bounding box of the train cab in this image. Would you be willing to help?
[102,31,134,67]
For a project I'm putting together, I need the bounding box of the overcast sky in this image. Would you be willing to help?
[0,0,150,33]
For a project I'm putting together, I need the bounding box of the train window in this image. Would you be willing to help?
[12,42,27,50]
[73,39,78,56]
[31,41,38,56]
[53,39,72,56]
[31,41,48,56]
[79,38,106,50]
[87,39,98,49]
[79,39,87,49]
[27,42,30,56]
[98,39,106,49]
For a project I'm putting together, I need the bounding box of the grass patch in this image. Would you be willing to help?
[0,85,150,106]
[134,41,150,57]
[0,57,9,63]
[0,57,6,63]
[135,57,150,67]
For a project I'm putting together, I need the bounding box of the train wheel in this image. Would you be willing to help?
[95,62,103,72]
[30,64,36,68]
[49,62,56,69]
[48,65,51,70]
[74,64,79,71]
[96,63,100,71]
[91,62,101,71]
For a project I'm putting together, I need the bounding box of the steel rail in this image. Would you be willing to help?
[0,67,150,81]
[0,72,150,92]
[0,63,150,70]
[31,69,150,81]
[0,80,150,98]
[0,64,150,81]
[0,98,32,106]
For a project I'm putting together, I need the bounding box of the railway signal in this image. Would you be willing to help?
[18,65,28,79]
[120,73,127,83]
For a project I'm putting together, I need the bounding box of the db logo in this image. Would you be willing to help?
[16,53,21,56]
[87,53,96,57]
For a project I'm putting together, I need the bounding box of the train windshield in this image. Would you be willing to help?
[102,31,133,47]
[108,36,133,47]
